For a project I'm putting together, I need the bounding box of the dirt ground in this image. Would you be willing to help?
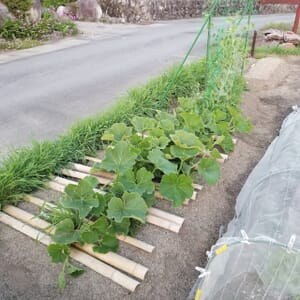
[1,56,300,300]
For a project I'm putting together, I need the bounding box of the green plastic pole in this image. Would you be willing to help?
[159,0,219,105]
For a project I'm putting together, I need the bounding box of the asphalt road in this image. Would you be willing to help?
[0,14,295,154]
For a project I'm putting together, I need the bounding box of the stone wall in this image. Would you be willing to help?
[100,0,204,22]
[100,0,298,23]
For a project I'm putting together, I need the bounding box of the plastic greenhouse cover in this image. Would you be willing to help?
[189,107,300,300]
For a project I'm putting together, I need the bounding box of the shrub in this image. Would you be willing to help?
[2,0,32,17]
[0,13,78,40]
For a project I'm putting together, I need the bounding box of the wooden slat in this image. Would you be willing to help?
[0,212,140,292]
[48,179,184,233]
[3,205,148,281]
[25,195,155,254]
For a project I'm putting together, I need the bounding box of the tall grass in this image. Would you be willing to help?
[0,59,206,208]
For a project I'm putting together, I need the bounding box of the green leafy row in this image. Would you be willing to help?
[44,20,251,288]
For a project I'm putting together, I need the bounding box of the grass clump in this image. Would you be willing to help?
[0,38,42,50]
[255,45,300,59]
[0,59,206,208]
[0,13,78,41]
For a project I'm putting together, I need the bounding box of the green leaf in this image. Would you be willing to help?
[117,168,155,195]
[100,141,138,174]
[211,148,222,159]
[90,217,109,234]
[102,123,132,142]
[143,193,156,207]
[83,176,99,188]
[159,119,175,133]
[62,179,99,219]
[235,117,252,133]
[220,134,234,153]
[81,230,99,244]
[58,270,66,289]
[93,235,119,254]
[180,112,204,132]
[170,145,199,161]
[170,130,204,150]
[198,158,220,185]
[107,192,148,223]
[159,174,194,207]
[151,136,170,149]
[110,219,130,235]
[67,264,85,278]
[48,244,70,263]
[149,128,165,137]
[131,116,156,133]
[52,219,80,245]
[111,182,125,198]
[213,109,227,122]
[148,149,177,175]
[156,110,178,133]
[90,193,108,217]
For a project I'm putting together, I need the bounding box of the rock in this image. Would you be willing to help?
[264,29,284,41]
[57,6,65,17]
[77,0,102,21]
[280,42,296,49]
[0,2,14,26]
[29,0,42,23]
[283,31,300,46]
[57,3,77,20]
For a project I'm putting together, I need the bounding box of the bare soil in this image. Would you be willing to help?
[1,57,300,300]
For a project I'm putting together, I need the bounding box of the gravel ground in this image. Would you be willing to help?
[1,56,300,300]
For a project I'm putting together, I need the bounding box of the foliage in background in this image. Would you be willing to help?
[0,13,78,40]
[2,0,32,17]
[206,0,258,16]
[42,0,74,8]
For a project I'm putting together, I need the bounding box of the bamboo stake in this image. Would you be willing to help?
[149,207,184,226]
[0,212,139,292]
[25,195,155,254]
[48,179,183,233]
[2,205,148,280]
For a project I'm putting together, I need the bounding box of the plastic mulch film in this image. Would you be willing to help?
[189,107,300,300]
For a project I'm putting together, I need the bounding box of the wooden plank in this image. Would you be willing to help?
[25,195,155,254]
[48,179,184,233]
[0,212,140,292]
[3,205,148,281]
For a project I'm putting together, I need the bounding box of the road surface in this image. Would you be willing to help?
[0,14,295,154]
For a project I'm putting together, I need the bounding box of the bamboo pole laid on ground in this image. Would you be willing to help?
[25,195,155,254]
[0,212,140,292]
[2,205,148,281]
